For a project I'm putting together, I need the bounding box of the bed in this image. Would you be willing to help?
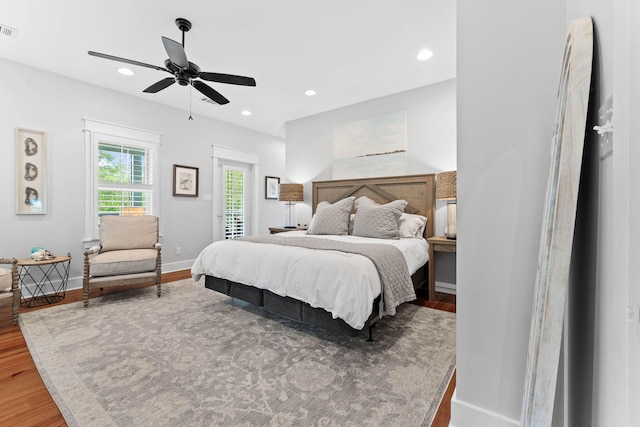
[192,174,436,339]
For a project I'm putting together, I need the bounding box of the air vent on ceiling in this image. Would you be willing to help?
[0,24,19,39]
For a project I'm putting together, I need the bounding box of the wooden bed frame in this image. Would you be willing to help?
[204,174,436,338]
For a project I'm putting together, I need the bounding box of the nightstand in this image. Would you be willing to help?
[426,236,456,301]
[269,227,297,234]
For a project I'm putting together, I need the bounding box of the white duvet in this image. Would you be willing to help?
[191,231,428,330]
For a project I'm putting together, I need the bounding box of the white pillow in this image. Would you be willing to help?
[306,197,355,235]
[398,213,428,238]
[351,199,407,239]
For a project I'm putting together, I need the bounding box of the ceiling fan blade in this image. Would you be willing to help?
[200,72,257,86]
[161,36,189,69]
[192,80,229,105]
[88,51,168,72]
[143,78,176,93]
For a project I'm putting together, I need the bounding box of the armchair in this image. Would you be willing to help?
[0,258,20,325]
[83,215,161,307]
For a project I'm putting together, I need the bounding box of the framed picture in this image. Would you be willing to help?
[173,164,199,197]
[265,176,280,199]
[16,128,46,214]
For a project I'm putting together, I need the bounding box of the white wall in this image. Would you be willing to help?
[453,0,565,425]
[285,79,457,231]
[0,58,285,289]
[454,0,636,426]
[613,0,640,425]
[284,79,457,287]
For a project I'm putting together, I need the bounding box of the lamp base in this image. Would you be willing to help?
[444,202,457,239]
[284,203,297,228]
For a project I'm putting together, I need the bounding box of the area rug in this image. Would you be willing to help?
[20,279,456,427]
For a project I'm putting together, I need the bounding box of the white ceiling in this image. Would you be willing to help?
[0,1,456,138]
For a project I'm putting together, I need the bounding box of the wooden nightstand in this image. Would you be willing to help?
[269,227,298,234]
[426,236,456,301]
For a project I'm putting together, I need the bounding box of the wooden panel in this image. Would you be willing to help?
[312,174,436,238]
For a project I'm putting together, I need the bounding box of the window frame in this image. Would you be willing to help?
[84,119,161,241]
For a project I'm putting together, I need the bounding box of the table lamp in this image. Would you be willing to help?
[436,171,457,239]
[279,183,304,228]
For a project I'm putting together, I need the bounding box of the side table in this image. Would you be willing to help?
[426,236,456,301]
[18,253,71,307]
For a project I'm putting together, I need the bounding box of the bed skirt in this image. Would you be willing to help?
[203,264,427,338]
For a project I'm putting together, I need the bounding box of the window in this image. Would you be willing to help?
[98,142,153,218]
[224,166,246,239]
[84,119,160,240]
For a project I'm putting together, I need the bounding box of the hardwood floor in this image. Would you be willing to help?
[0,272,456,426]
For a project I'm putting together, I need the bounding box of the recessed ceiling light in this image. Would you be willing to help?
[118,67,134,76]
[416,49,434,61]
[241,110,252,116]
[304,89,317,96]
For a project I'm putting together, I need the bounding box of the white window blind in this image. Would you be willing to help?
[224,168,245,239]
[98,142,153,220]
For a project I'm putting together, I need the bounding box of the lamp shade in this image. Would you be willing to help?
[279,183,304,202]
[436,171,457,200]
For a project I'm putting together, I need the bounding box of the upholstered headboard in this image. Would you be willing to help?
[311,174,436,238]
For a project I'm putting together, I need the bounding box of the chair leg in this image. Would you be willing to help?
[83,251,90,307]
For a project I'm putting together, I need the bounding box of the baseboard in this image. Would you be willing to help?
[450,390,520,427]
[29,261,195,294]
[162,259,195,273]
[436,280,457,295]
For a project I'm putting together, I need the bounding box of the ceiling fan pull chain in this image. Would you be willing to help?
[188,85,193,120]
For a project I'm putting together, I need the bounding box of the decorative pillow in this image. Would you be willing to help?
[351,199,407,239]
[306,197,355,235]
[398,213,428,238]
[354,195,379,211]
[100,215,158,251]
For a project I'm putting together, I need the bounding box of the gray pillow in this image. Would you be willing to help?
[306,197,355,235]
[354,195,379,211]
[351,199,408,239]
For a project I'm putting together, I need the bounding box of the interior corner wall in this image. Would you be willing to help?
[453,1,565,425]
[0,58,285,288]
[284,78,457,234]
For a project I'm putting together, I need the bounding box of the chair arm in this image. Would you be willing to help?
[155,243,162,250]
[84,246,101,256]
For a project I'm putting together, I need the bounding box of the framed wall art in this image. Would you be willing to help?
[173,164,199,197]
[16,128,47,214]
[265,176,280,199]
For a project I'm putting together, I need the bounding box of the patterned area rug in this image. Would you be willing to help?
[20,279,456,427]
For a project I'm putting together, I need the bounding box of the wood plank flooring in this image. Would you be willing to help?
[0,271,456,426]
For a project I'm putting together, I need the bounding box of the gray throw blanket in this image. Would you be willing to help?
[236,235,416,317]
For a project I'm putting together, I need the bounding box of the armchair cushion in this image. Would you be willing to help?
[0,267,11,293]
[100,216,158,252]
[90,249,158,277]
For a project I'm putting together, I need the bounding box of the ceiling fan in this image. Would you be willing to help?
[88,18,256,105]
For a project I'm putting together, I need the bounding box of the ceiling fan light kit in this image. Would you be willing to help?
[88,18,256,106]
